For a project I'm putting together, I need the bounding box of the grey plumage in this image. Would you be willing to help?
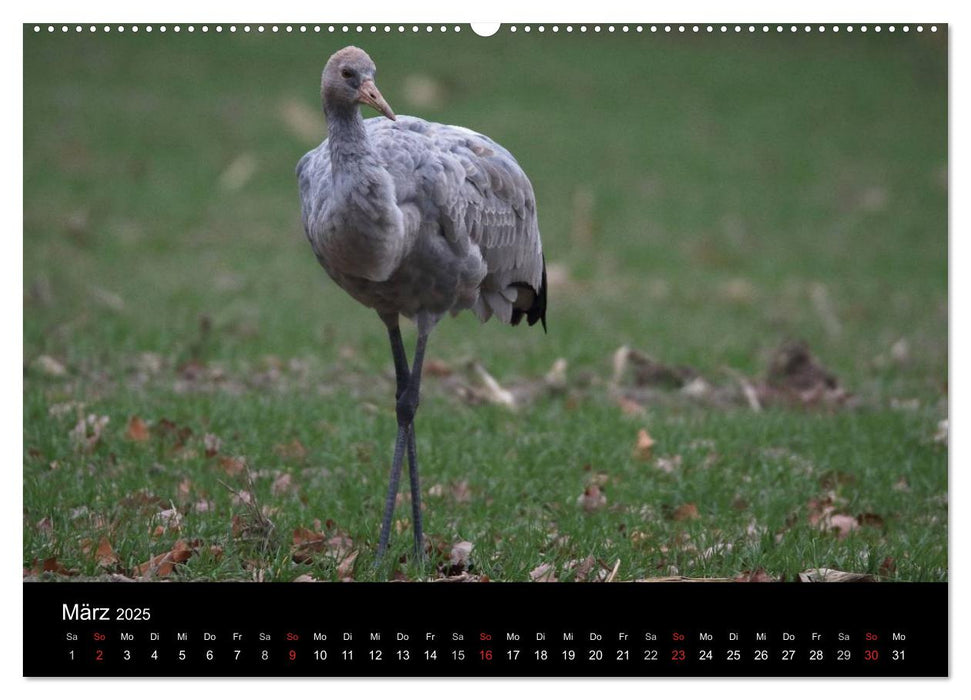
[296,46,546,560]
[297,115,546,328]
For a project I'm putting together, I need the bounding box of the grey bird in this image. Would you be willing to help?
[296,46,547,561]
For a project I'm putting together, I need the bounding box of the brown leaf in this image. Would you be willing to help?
[617,397,645,416]
[126,416,150,442]
[577,484,607,512]
[218,456,247,476]
[857,512,885,529]
[35,516,53,532]
[93,537,119,568]
[134,539,197,578]
[633,429,655,461]
[671,503,700,521]
[828,514,859,539]
[448,541,474,574]
[879,557,897,577]
[424,358,453,377]
[337,550,358,580]
[29,557,78,577]
[70,414,110,453]
[274,439,307,461]
[734,568,776,582]
[654,455,682,474]
[203,433,222,458]
[798,568,875,583]
[272,472,294,496]
[529,563,557,582]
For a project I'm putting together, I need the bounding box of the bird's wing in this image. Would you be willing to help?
[369,117,546,324]
[295,144,332,255]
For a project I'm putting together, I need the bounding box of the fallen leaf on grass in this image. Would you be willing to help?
[633,429,655,461]
[134,539,198,578]
[616,396,646,416]
[827,514,859,539]
[126,416,150,442]
[654,455,682,474]
[293,573,318,582]
[120,491,169,514]
[424,358,453,377]
[446,541,474,576]
[218,456,247,476]
[70,414,110,453]
[203,433,222,457]
[291,526,354,565]
[27,557,78,577]
[797,568,875,583]
[271,472,294,496]
[33,355,67,377]
[274,439,307,461]
[857,512,885,529]
[671,503,700,521]
[577,484,607,512]
[879,557,896,577]
[81,536,120,568]
[734,568,777,582]
[529,563,557,582]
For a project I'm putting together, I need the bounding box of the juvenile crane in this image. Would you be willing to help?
[297,47,547,560]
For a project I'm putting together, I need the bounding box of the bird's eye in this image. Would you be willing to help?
[341,69,354,79]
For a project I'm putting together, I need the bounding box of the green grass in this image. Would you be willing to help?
[23,26,947,581]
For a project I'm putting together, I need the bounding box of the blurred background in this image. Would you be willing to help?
[23,26,948,581]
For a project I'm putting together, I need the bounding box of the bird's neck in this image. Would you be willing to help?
[325,105,377,169]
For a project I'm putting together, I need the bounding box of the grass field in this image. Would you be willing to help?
[23,26,947,582]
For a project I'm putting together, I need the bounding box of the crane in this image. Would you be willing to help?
[296,46,547,562]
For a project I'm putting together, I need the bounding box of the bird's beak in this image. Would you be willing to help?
[358,79,396,121]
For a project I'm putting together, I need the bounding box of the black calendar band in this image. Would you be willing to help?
[24,581,946,677]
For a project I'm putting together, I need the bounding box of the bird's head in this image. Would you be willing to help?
[321,46,396,121]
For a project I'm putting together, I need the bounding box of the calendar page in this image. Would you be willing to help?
[22,21,948,677]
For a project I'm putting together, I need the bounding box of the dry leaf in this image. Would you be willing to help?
[529,563,557,582]
[92,537,119,568]
[879,557,897,577]
[126,416,150,442]
[203,433,221,457]
[34,355,67,377]
[798,568,875,583]
[449,541,474,572]
[577,484,607,512]
[671,503,700,521]
[734,568,776,582]
[272,472,294,495]
[274,439,307,461]
[70,414,110,453]
[218,456,247,476]
[857,512,885,529]
[616,396,645,415]
[827,514,859,539]
[654,455,682,474]
[134,539,196,578]
[28,557,78,577]
[424,359,453,377]
[633,429,655,461]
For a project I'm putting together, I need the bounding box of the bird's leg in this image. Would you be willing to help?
[400,330,429,559]
[376,318,411,562]
[375,421,409,560]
